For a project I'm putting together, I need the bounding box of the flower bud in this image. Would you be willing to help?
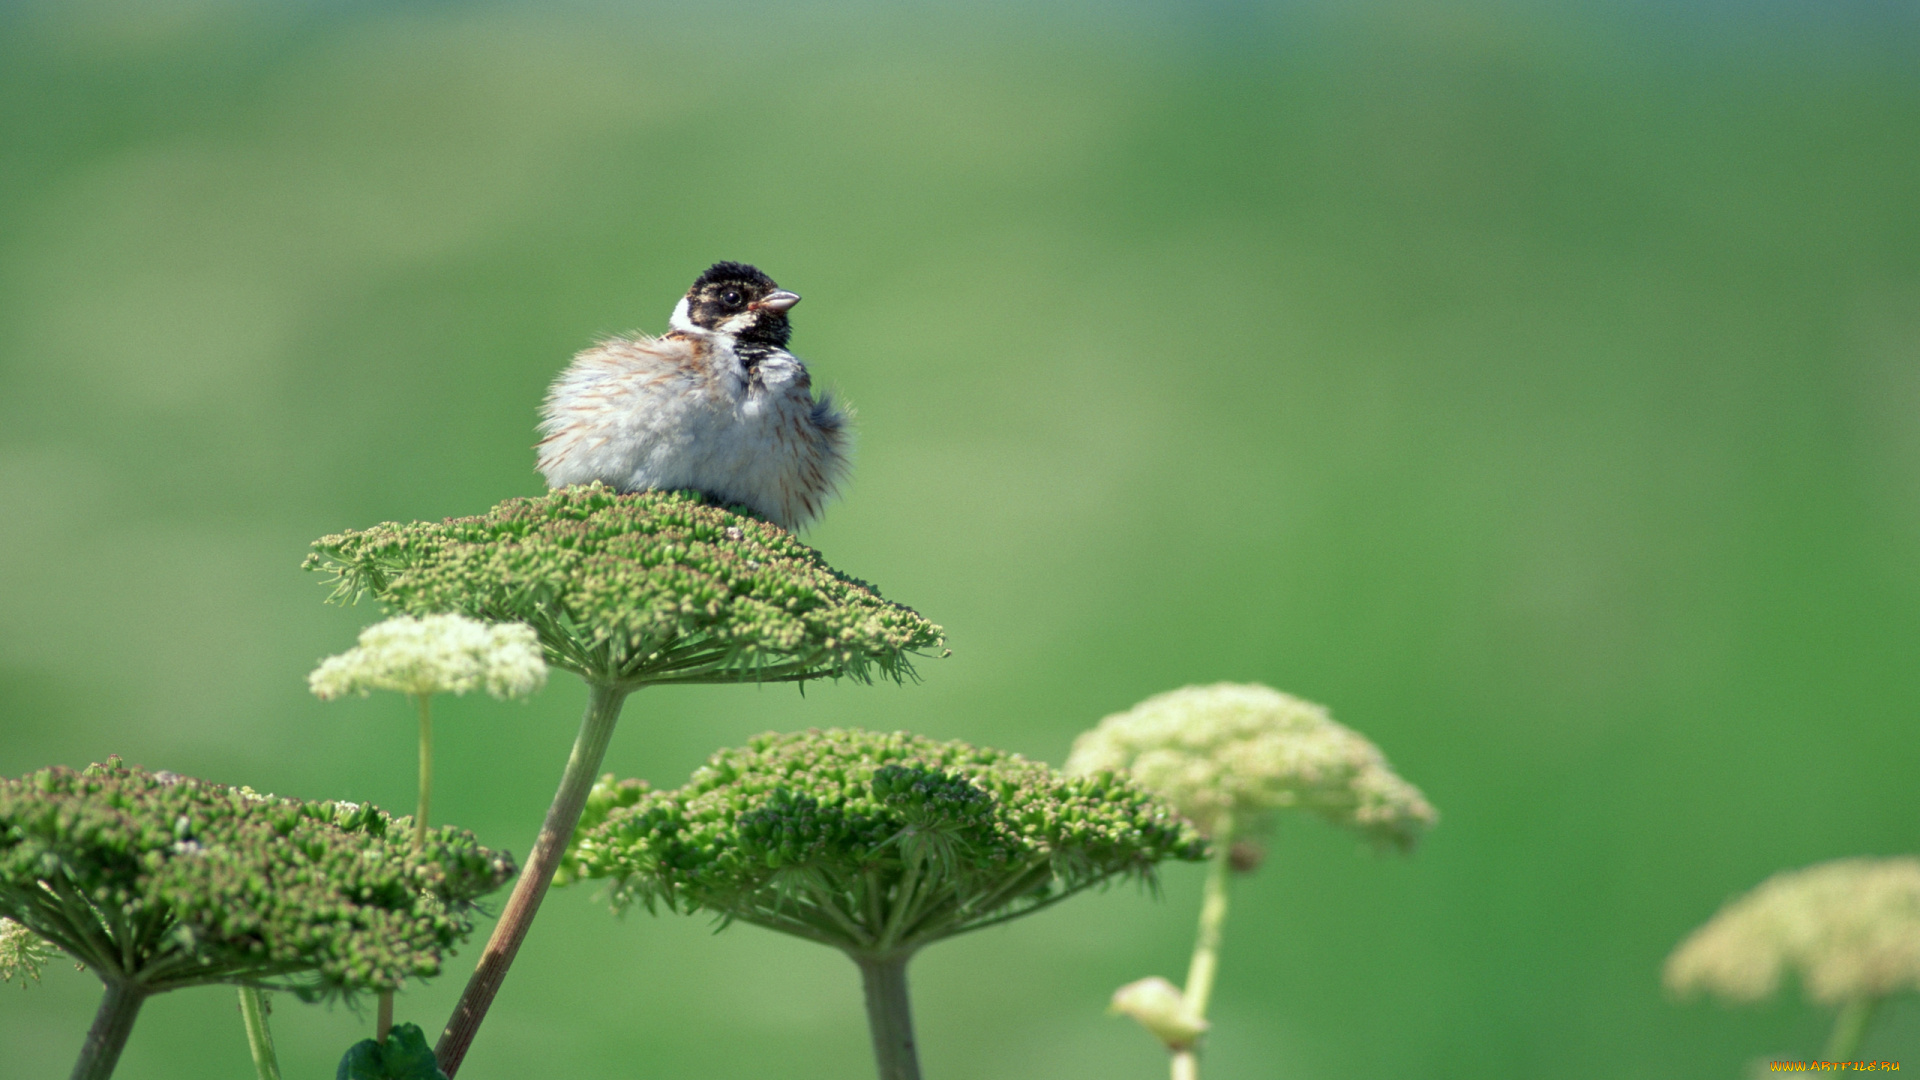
[1109,976,1209,1050]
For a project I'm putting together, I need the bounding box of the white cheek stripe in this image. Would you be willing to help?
[668,296,697,334]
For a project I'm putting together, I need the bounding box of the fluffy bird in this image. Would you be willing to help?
[536,262,849,531]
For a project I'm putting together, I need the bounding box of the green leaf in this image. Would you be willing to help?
[336,1024,448,1080]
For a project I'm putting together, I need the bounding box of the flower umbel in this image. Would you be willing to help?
[1109,977,1209,1050]
[1666,856,1920,1007]
[304,485,943,687]
[566,728,1202,1080]
[308,611,545,1050]
[1,759,514,1080]
[1072,684,1436,1080]
[0,916,51,986]
[308,614,546,702]
[0,759,515,998]
[566,728,1206,952]
[1066,682,1437,849]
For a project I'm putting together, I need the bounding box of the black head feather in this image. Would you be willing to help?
[683,261,794,347]
[694,261,777,292]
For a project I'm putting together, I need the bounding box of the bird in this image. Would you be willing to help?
[535,261,850,531]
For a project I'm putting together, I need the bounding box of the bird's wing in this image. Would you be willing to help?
[535,333,713,484]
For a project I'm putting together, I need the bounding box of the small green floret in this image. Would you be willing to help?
[304,485,944,687]
[567,729,1205,955]
[0,759,515,997]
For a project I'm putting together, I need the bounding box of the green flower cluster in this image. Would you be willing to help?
[565,729,1206,957]
[304,485,944,687]
[0,759,515,997]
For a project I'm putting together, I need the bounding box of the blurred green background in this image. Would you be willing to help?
[2,1,1917,1076]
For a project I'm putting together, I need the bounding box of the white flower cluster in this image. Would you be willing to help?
[309,614,548,701]
[1066,682,1437,848]
[1666,856,1920,1007]
[0,916,50,985]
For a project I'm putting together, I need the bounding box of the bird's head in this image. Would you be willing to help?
[670,261,799,347]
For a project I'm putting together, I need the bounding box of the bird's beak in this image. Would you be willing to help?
[757,290,801,313]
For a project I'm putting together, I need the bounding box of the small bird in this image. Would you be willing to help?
[536,262,849,531]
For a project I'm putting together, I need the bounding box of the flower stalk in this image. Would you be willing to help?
[1182,822,1234,1020]
[309,611,549,1052]
[1170,820,1235,1080]
[381,690,436,1043]
[72,981,146,1080]
[1074,684,1435,1078]
[1824,996,1879,1063]
[855,954,922,1080]
[238,988,282,1080]
[434,681,632,1075]
[414,692,435,853]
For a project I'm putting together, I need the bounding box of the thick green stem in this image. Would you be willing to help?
[435,681,632,1076]
[238,988,281,1080]
[1823,995,1880,1063]
[854,954,922,1080]
[70,980,146,1080]
[376,990,394,1042]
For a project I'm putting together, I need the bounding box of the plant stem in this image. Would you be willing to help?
[70,980,146,1080]
[854,953,922,1080]
[1171,820,1236,1080]
[1823,995,1880,1063]
[434,680,632,1076]
[1183,822,1234,1018]
[238,988,281,1080]
[384,693,434,1043]
[413,692,434,852]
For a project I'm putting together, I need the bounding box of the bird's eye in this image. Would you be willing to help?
[723,289,743,307]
